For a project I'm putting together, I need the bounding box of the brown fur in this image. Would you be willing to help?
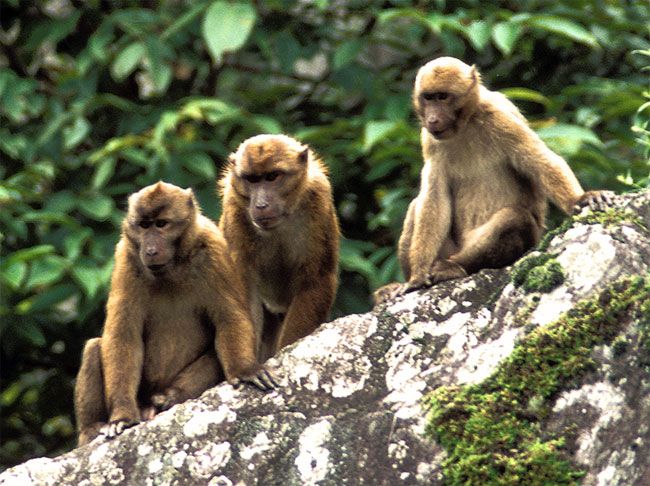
[375,57,608,304]
[219,134,340,360]
[74,182,275,446]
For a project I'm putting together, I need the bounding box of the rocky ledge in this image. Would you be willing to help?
[2,190,649,486]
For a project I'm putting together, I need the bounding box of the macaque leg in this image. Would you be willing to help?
[447,206,541,276]
[74,338,108,446]
[275,280,334,353]
[397,200,416,281]
[150,351,222,413]
[259,306,283,362]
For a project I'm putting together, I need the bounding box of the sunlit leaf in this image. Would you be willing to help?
[521,15,599,48]
[501,88,551,107]
[183,152,216,180]
[537,123,603,156]
[364,120,400,153]
[78,194,115,221]
[63,117,91,150]
[111,41,145,81]
[492,21,522,56]
[202,1,257,64]
[1,260,27,290]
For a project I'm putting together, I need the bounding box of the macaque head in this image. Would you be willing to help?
[413,57,480,140]
[125,182,197,276]
[227,134,309,232]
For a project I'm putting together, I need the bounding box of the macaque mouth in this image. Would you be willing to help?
[147,264,167,273]
[253,215,282,230]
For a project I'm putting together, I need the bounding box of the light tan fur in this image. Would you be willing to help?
[74,182,276,446]
[219,134,340,360]
[375,57,609,304]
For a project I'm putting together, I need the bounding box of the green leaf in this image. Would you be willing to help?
[183,152,216,180]
[523,15,599,48]
[79,195,115,221]
[537,123,603,156]
[492,21,522,56]
[15,284,77,316]
[92,158,116,190]
[464,20,491,52]
[13,321,46,347]
[6,245,56,264]
[333,40,362,70]
[202,1,257,64]
[24,256,68,290]
[63,117,91,150]
[72,265,106,299]
[111,42,145,81]
[364,121,400,153]
[501,88,551,107]
[1,260,27,290]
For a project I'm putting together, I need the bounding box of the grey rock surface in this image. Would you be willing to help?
[1,190,649,486]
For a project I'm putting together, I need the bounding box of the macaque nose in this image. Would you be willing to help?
[255,202,269,210]
[145,247,158,257]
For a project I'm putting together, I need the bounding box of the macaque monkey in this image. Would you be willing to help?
[375,57,612,304]
[219,134,340,360]
[74,182,277,446]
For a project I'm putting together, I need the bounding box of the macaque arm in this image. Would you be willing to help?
[502,112,584,214]
[407,160,452,283]
[277,272,336,350]
[102,246,146,423]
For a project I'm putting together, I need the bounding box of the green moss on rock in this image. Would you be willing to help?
[425,276,650,486]
[512,254,564,293]
[537,207,645,251]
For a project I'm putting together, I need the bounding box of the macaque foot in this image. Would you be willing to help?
[373,282,405,306]
[101,418,140,440]
[429,259,467,283]
[573,190,616,214]
[229,365,279,391]
[150,387,182,413]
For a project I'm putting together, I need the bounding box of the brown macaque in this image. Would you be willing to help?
[374,57,613,304]
[74,182,277,446]
[219,134,340,361]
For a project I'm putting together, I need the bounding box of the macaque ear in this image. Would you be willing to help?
[298,147,309,165]
[227,154,237,166]
[185,188,196,209]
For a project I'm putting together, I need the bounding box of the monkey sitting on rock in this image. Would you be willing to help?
[74,182,277,446]
[375,57,612,304]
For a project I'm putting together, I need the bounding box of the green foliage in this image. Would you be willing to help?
[426,276,650,485]
[0,0,648,469]
[512,253,565,293]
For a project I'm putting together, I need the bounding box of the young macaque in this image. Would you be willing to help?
[219,134,340,360]
[375,57,612,304]
[74,181,277,446]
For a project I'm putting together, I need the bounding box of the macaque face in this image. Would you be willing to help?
[414,57,478,140]
[126,182,194,276]
[418,91,458,140]
[231,136,308,232]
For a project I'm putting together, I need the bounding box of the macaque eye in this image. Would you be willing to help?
[265,171,282,182]
[243,174,263,184]
[139,221,152,229]
[155,219,168,228]
[422,92,449,101]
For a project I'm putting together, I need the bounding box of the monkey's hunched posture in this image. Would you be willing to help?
[375,57,611,304]
[74,182,276,446]
[219,134,340,360]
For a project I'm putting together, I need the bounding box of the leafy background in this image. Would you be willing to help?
[0,0,648,469]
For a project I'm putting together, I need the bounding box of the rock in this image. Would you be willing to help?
[2,190,649,486]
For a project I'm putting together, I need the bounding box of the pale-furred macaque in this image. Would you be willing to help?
[74,182,276,446]
[375,57,612,304]
[219,134,340,360]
